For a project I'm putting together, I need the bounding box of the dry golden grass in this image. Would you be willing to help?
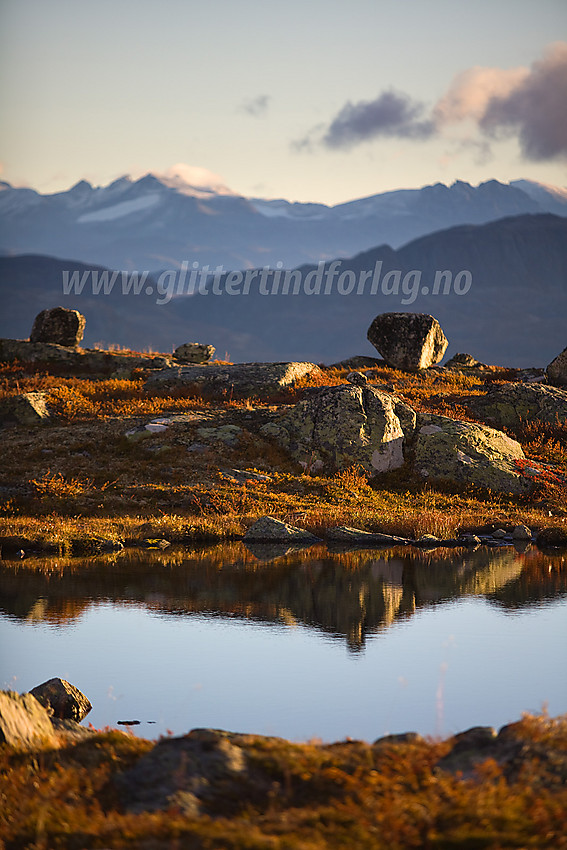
[1,358,565,551]
[0,713,565,849]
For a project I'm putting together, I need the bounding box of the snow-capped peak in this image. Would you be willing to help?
[150,164,236,198]
[511,179,567,205]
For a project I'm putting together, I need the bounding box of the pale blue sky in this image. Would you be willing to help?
[1,0,566,203]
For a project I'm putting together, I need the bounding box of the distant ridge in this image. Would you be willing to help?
[1,213,565,367]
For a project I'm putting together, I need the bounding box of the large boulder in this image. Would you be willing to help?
[413,414,532,495]
[29,677,92,722]
[367,313,448,371]
[0,392,50,425]
[0,691,56,747]
[30,307,86,347]
[174,342,215,363]
[145,361,322,397]
[260,385,416,475]
[465,382,567,430]
[546,346,567,387]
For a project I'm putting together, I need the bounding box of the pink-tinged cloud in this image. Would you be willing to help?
[434,66,529,124]
[478,43,567,160]
[296,43,567,162]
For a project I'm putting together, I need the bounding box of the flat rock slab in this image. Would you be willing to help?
[145,361,322,397]
[243,516,321,543]
[324,526,410,545]
[0,691,56,747]
[0,339,171,373]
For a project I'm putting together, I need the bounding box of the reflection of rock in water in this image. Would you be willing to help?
[406,549,525,606]
[0,544,563,648]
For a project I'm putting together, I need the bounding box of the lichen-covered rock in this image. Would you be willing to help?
[0,691,56,747]
[243,517,321,543]
[174,342,215,363]
[367,312,448,371]
[546,346,567,387]
[29,678,92,722]
[414,414,532,495]
[145,361,322,397]
[466,382,567,429]
[260,385,416,475]
[0,392,50,425]
[30,307,86,347]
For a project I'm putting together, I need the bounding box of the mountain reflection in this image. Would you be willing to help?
[0,544,565,651]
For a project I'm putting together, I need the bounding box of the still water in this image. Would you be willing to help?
[1,543,565,742]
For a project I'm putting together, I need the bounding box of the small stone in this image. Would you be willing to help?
[346,371,368,386]
[492,529,507,539]
[512,524,532,540]
[174,343,216,364]
[445,353,486,369]
[460,534,481,547]
[415,534,440,547]
[373,732,422,747]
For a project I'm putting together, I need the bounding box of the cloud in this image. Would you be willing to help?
[434,66,529,124]
[239,94,270,117]
[294,42,567,161]
[479,43,567,160]
[320,90,434,149]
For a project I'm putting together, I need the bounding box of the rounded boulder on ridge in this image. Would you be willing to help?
[30,307,86,347]
[367,312,448,371]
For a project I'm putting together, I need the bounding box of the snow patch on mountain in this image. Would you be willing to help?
[77,194,161,223]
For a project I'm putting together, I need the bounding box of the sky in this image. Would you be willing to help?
[1,0,566,205]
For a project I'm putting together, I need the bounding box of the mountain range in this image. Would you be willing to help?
[2,213,566,367]
[1,172,566,272]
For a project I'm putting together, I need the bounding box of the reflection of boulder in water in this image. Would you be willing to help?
[243,542,319,562]
[406,548,525,606]
[486,552,567,609]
